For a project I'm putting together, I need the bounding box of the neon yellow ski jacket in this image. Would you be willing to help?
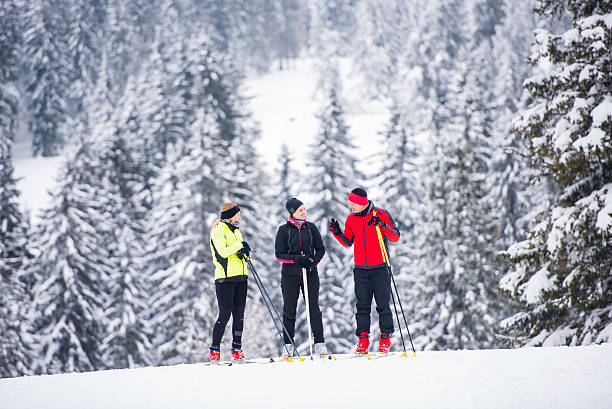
[210,221,248,281]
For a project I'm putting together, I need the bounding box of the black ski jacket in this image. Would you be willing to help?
[275,221,325,276]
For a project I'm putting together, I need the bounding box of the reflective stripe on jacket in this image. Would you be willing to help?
[210,221,247,281]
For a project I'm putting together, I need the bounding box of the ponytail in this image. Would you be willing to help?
[210,219,221,236]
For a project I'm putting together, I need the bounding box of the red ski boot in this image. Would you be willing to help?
[379,333,391,354]
[355,332,370,355]
[231,347,245,361]
[209,348,220,362]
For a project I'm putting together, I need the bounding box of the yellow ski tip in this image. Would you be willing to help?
[401,352,408,357]
[299,357,306,362]
[286,357,293,362]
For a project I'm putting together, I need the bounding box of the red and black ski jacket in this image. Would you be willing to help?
[333,202,400,269]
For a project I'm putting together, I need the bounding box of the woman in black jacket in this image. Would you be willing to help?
[275,197,327,356]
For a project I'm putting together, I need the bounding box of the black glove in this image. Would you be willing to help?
[296,255,312,267]
[329,218,341,236]
[368,215,385,227]
[236,247,250,259]
[242,241,251,251]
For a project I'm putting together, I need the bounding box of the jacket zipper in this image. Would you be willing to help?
[232,227,246,277]
[299,225,307,272]
[298,226,303,255]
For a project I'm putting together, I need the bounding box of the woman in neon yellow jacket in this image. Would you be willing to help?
[208,202,251,362]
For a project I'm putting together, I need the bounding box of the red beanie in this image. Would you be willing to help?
[348,188,368,205]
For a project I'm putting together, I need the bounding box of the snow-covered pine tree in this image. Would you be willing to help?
[308,0,358,61]
[375,98,427,345]
[276,0,308,69]
[146,132,221,365]
[61,1,108,143]
[410,0,512,350]
[120,35,209,365]
[305,67,364,353]
[0,0,21,145]
[0,261,31,379]
[220,57,278,358]
[95,133,153,370]
[236,0,280,72]
[28,143,111,374]
[0,134,28,287]
[272,143,297,221]
[351,0,419,99]
[264,143,297,341]
[83,58,153,369]
[501,0,612,346]
[0,132,32,379]
[105,0,163,89]
[110,2,189,213]
[489,0,541,249]
[22,0,73,156]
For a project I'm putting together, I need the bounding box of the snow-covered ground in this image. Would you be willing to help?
[12,135,65,222]
[2,345,611,409]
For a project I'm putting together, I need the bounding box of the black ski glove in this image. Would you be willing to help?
[296,255,312,267]
[307,258,318,269]
[368,215,386,228]
[242,241,251,251]
[236,246,250,259]
[241,241,251,255]
[329,218,341,236]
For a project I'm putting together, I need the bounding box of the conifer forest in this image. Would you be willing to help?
[1,0,611,377]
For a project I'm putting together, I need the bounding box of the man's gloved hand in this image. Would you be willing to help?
[296,255,312,267]
[329,218,341,236]
[368,215,385,227]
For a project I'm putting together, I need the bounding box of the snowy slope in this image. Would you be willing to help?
[12,133,65,222]
[246,57,388,175]
[2,345,611,409]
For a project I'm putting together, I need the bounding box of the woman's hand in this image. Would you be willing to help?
[296,255,313,267]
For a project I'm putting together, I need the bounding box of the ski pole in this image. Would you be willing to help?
[377,229,416,357]
[373,211,417,357]
[245,257,303,360]
[388,264,416,356]
[247,258,299,359]
[301,266,314,360]
[247,258,293,349]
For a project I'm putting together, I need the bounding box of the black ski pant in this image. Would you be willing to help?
[211,279,247,349]
[281,273,325,344]
[354,266,394,337]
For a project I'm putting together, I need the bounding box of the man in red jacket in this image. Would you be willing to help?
[329,187,400,354]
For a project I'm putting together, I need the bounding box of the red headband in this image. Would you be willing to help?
[348,192,368,205]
